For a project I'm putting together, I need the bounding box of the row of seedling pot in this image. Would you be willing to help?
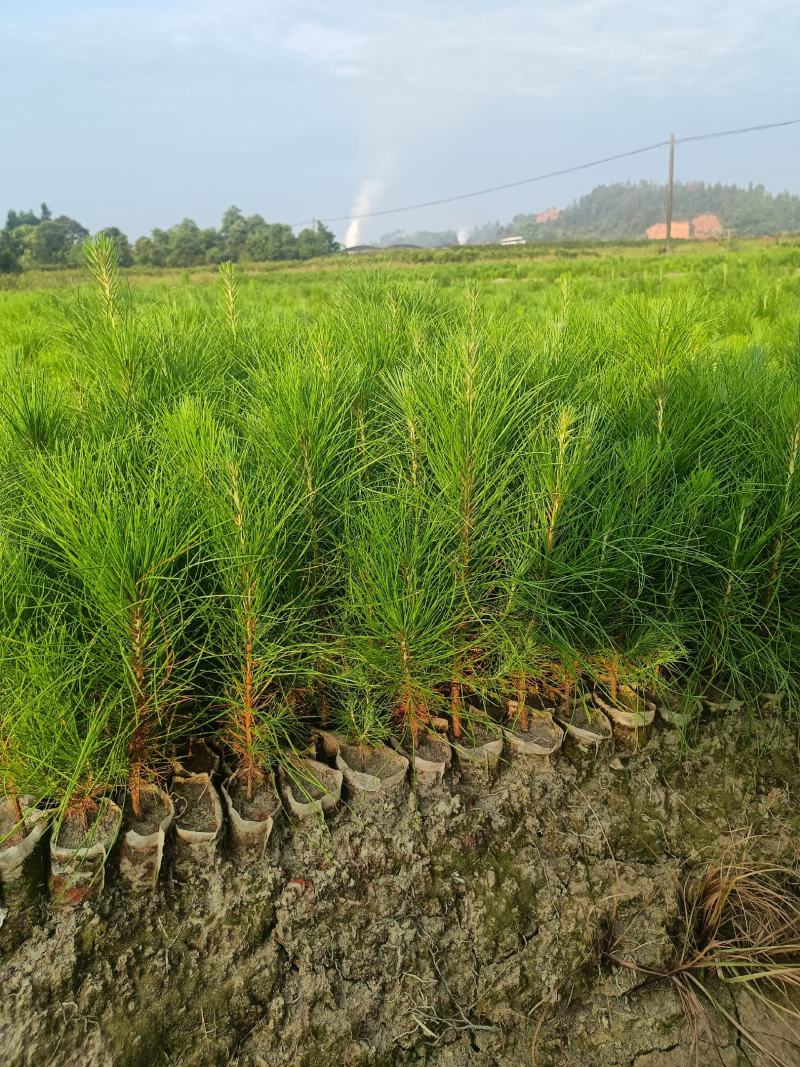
[0,685,682,953]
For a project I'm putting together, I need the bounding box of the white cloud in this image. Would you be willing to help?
[8,0,797,95]
[283,21,369,65]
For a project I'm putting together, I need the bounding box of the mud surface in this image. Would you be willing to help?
[173,777,218,833]
[411,733,451,763]
[286,761,339,802]
[125,790,172,838]
[227,777,281,822]
[1,714,799,1067]
[455,721,502,749]
[507,717,560,747]
[340,744,405,779]
[53,803,118,851]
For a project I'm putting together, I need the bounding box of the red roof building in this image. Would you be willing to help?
[646,214,724,240]
[691,213,723,237]
[645,221,690,240]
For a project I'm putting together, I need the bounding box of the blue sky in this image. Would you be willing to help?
[1,1,798,242]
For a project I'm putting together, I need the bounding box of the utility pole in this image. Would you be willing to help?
[665,133,676,253]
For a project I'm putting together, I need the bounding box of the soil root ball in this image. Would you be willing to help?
[451,715,504,785]
[392,731,452,792]
[503,709,564,763]
[119,783,174,891]
[280,757,343,818]
[594,687,656,748]
[336,743,409,797]
[171,773,224,879]
[221,769,281,855]
[555,696,613,751]
[49,798,122,908]
[0,797,50,950]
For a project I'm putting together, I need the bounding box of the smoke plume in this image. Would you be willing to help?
[345,178,385,247]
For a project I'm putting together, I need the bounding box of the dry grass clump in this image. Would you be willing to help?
[604,836,800,1065]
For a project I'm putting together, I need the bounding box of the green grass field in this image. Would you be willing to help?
[1,235,799,827]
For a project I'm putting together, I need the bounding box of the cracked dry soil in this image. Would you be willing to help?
[1,714,799,1067]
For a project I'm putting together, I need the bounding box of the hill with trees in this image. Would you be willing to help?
[499,181,800,242]
[375,182,800,247]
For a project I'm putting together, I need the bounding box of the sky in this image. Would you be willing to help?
[1,0,799,244]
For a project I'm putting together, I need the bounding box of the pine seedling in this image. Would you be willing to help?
[85,234,125,330]
[528,405,596,565]
[0,535,52,833]
[763,391,800,612]
[493,403,599,717]
[249,343,359,720]
[21,437,201,819]
[70,236,228,440]
[343,483,457,746]
[399,290,528,736]
[0,616,127,830]
[614,293,708,448]
[218,261,239,342]
[157,398,311,797]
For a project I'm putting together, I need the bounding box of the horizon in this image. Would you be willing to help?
[4,176,798,251]
[1,2,799,243]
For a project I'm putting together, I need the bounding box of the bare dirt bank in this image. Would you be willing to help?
[1,715,799,1067]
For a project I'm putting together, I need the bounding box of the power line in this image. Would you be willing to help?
[677,118,800,145]
[293,117,800,230]
[292,139,671,227]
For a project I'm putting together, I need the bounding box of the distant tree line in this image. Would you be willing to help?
[4,182,798,273]
[0,204,338,273]
[502,181,800,242]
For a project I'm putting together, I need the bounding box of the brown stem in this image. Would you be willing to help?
[546,493,561,556]
[450,677,462,739]
[451,447,474,745]
[515,672,528,733]
[5,791,25,846]
[132,605,146,695]
[128,600,150,823]
[231,472,259,800]
[129,761,143,821]
[243,582,256,787]
[764,423,800,609]
[400,636,427,746]
[73,796,99,834]
[400,686,424,749]
[409,714,421,749]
